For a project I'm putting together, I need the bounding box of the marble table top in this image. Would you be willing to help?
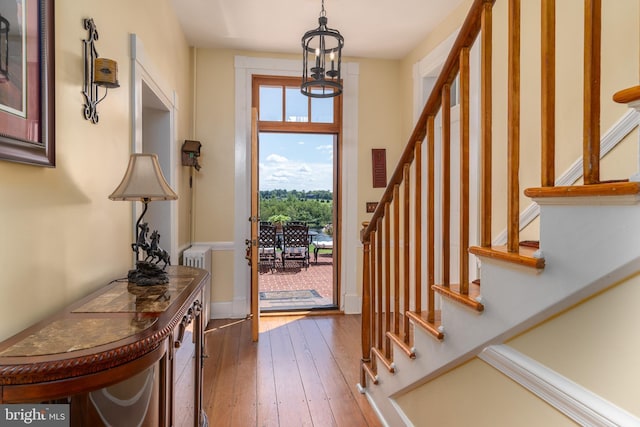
[0,267,201,358]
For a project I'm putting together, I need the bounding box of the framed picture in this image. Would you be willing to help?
[0,0,54,167]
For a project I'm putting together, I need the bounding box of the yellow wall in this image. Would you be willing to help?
[191,49,236,244]
[396,358,577,426]
[509,272,640,417]
[356,58,403,226]
[399,0,474,141]
[0,0,193,341]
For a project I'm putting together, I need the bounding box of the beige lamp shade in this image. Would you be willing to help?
[109,154,178,201]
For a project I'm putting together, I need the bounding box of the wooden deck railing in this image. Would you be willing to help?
[360,0,639,387]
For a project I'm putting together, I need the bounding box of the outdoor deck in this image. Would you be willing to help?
[259,251,334,311]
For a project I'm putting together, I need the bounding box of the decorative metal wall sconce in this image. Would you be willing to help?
[82,18,119,124]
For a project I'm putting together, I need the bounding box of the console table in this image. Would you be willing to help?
[0,265,209,427]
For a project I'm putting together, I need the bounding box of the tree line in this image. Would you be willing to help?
[260,189,333,228]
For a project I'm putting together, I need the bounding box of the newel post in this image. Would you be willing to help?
[360,221,372,386]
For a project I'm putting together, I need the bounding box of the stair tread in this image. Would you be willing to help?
[524,180,639,198]
[433,282,484,312]
[371,346,396,373]
[406,310,444,340]
[469,245,545,269]
[361,360,379,385]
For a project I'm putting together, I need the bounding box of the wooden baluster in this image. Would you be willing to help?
[414,140,423,316]
[370,228,377,351]
[583,0,601,184]
[403,164,411,344]
[376,217,383,352]
[507,0,521,253]
[460,47,470,295]
[384,202,391,360]
[427,116,436,323]
[441,84,451,286]
[541,0,556,187]
[393,185,400,339]
[481,0,493,247]
[361,222,371,385]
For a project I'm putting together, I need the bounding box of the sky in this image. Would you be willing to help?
[259,132,334,192]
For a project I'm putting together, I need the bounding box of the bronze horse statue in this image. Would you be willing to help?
[132,222,150,256]
[146,230,171,268]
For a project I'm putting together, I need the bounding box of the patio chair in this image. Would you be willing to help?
[258,222,277,272]
[281,223,309,270]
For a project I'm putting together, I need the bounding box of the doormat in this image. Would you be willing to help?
[259,290,321,300]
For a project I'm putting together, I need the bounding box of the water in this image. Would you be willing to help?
[310,228,333,242]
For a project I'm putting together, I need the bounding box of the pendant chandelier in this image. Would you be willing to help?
[301,0,344,98]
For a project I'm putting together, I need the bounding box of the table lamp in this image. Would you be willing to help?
[109,153,178,285]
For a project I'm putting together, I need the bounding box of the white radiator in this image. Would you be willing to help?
[182,245,212,322]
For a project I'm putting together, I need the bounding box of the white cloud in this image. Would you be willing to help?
[266,153,288,163]
[272,170,294,178]
[260,160,332,191]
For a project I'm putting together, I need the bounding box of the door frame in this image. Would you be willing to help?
[130,34,179,263]
[234,57,360,318]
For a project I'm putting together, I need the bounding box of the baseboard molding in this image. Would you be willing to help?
[480,345,640,427]
[210,301,234,319]
[343,293,362,314]
[210,299,248,319]
[493,109,639,246]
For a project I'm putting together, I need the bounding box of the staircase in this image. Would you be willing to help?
[357,0,640,425]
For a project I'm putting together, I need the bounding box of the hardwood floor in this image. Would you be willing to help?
[202,314,382,427]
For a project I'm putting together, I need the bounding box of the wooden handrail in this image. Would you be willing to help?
[613,85,640,104]
[361,0,496,241]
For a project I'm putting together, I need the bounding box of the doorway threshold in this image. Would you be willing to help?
[260,307,342,317]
